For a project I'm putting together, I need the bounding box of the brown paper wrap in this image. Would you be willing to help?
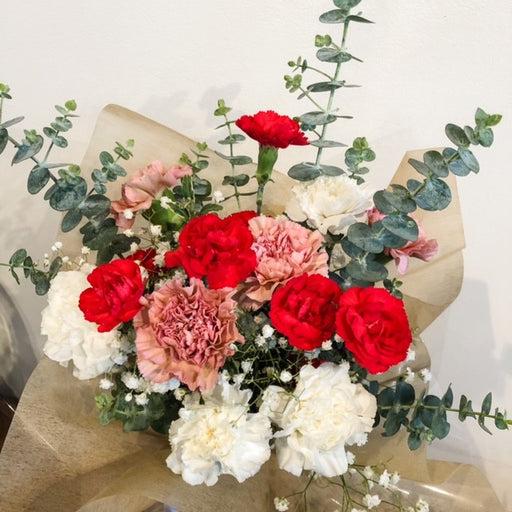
[0,106,504,511]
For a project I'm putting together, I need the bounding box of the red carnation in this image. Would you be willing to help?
[269,273,342,351]
[336,287,412,374]
[235,110,308,149]
[126,248,158,273]
[164,211,257,289]
[79,259,145,332]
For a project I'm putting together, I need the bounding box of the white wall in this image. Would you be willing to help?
[2,0,511,508]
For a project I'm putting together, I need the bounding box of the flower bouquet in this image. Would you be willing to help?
[0,1,510,511]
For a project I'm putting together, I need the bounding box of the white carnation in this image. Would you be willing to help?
[261,362,376,478]
[167,374,272,486]
[286,175,373,235]
[41,268,122,380]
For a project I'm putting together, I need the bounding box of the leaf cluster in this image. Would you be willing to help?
[8,248,62,296]
[285,0,371,182]
[95,370,182,434]
[370,380,510,451]
[213,99,256,205]
[334,108,501,287]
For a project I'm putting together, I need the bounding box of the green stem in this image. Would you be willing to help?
[223,113,242,210]
[379,403,512,424]
[314,22,350,168]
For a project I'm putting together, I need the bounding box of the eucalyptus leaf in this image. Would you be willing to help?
[347,223,383,253]
[309,139,346,148]
[288,162,322,181]
[319,9,347,24]
[408,158,431,177]
[222,174,250,187]
[47,177,88,211]
[340,238,367,259]
[80,194,111,218]
[61,208,83,232]
[345,258,388,282]
[12,134,44,164]
[320,163,344,176]
[300,111,337,126]
[346,14,373,23]
[424,150,449,177]
[411,176,452,211]
[0,116,24,129]
[478,127,494,147]
[459,147,479,173]
[193,177,212,197]
[445,123,470,148]
[306,81,345,92]
[27,165,50,194]
[381,214,418,242]
[431,409,450,439]
[316,48,353,63]
[9,248,27,267]
[0,128,7,154]
[373,221,408,249]
[443,148,472,177]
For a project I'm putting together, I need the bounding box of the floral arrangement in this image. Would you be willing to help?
[1,1,510,511]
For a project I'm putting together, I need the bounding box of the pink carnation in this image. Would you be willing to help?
[111,160,192,229]
[368,208,438,274]
[134,278,243,392]
[239,216,329,309]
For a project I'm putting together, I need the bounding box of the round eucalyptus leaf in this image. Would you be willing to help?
[478,127,494,147]
[347,222,383,253]
[9,248,27,266]
[424,150,449,177]
[61,208,83,232]
[414,177,452,211]
[320,163,344,176]
[459,147,479,173]
[382,214,418,241]
[193,177,212,197]
[48,177,88,211]
[80,194,111,218]
[316,48,352,63]
[12,134,44,164]
[373,191,395,214]
[306,81,345,92]
[445,123,470,148]
[309,139,346,148]
[373,220,408,249]
[408,158,431,177]
[288,162,322,181]
[222,174,250,187]
[300,111,337,126]
[448,157,471,177]
[464,125,479,145]
[27,165,50,194]
[341,237,366,259]
[319,9,347,24]
[346,258,388,283]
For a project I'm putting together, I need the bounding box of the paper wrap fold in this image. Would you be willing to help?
[0,105,503,511]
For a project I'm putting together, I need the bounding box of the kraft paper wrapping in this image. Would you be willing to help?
[0,105,504,511]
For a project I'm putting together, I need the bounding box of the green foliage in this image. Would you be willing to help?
[370,381,511,451]
[95,371,182,434]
